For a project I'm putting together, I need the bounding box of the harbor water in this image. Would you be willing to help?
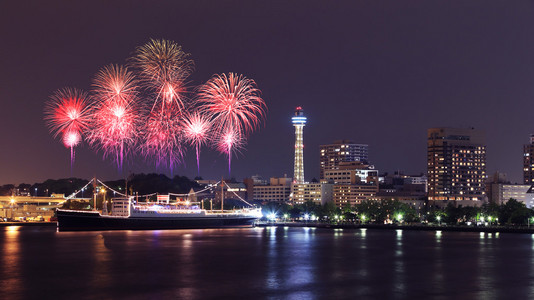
[1,225,534,299]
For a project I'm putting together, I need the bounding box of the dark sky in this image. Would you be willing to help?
[1,1,534,185]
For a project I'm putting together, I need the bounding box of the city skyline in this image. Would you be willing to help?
[2,1,534,184]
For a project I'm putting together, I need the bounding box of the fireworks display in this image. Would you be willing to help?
[198,73,266,172]
[142,107,185,173]
[44,39,266,175]
[44,88,92,170]
[182,111,213,174]
[130,39,194,112]
[88,64,141,171]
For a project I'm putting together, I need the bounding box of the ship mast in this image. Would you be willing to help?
[221,177,224,212]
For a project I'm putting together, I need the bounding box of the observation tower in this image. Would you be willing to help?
[292,107,307,184]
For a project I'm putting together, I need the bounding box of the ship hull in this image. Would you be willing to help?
[57,210,258,231]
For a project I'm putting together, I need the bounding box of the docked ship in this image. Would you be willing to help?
[57,197,263,231]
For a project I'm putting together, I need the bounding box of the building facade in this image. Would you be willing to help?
[491,184,534,208]
[291,183,333,205]
[323,161,379,208]
[252,177,292,203]
[427,127,487,206]
[524,134,534,184]
[320,140,368,179]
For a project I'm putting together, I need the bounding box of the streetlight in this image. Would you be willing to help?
[361,214,366,224]
[396,213,403,224]
[437,215,441,226]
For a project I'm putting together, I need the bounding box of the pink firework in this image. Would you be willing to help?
[216,128,244,174]
[88,65,141,171]
[130,39,194,112]
[198,73,266,172]
[197,72,266,137]
[44,88,92,169]
[182,111,213,174]
[141,106,185,173]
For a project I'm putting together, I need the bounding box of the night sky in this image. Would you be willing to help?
[1,1,534,185]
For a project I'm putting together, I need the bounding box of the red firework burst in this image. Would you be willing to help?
[197,72,266,137]
[141,105,185,173]
[182,111,213,174]
[130,39,194,112]
[88,65,141,171]
[216,127,244,174]
[44,88,92,169]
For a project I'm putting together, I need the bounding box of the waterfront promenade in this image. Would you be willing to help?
[258,222,534,234]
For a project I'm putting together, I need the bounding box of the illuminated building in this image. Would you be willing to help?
[490,184,534,207]
[320,140,368,179]
[427,127,487,206]
[291,182,333,205]
[325,161,379,208]
[292,107,307,184]
[252,177,292,203]
[523,134,534,184]
[214,182,247,202]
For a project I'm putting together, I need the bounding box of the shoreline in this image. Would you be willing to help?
[3,221,534,234]
[0,222,57,227]
[258,222,534,234]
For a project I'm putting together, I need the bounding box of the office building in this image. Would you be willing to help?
[291,183,333,205]
[320,140,368,179]
[524,134,534,184]
[427,127,487,206]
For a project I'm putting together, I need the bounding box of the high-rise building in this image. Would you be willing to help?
[319,140,368,179]
[523,134,534,184]
[427,127,487,206]
[292,107,307,184]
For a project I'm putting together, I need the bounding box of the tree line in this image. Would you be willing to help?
[261,198,534,226]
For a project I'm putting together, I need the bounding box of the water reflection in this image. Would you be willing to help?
[1,226,21,298]
[3,226,534,298]
[393,229,405,295]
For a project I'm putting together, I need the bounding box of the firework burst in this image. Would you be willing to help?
[88,64,141,171]
[141,106,185,173]
[197,72,266,136]
[182,111,213,174]
[130,39,194,112]
[216,127,244,174]
[44,88,92,169]
[198,73,266,172]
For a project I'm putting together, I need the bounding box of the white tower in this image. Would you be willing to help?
[292,107,307,184]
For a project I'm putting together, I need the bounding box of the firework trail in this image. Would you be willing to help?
[88,64,141,171]
[130,39,194,112]
[182,111,213,174]
[198,73,266,172]
[44,88,92,169]
[216,127,244,174]
[141,105,185,173]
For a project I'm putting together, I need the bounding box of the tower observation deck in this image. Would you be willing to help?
[292,107,307,184]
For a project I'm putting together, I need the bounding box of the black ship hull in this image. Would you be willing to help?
[57,210,258,231]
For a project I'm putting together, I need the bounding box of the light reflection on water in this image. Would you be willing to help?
[1,226,21,298]
[1,226,534,298]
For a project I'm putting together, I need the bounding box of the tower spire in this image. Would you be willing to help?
[292,107,307,184]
